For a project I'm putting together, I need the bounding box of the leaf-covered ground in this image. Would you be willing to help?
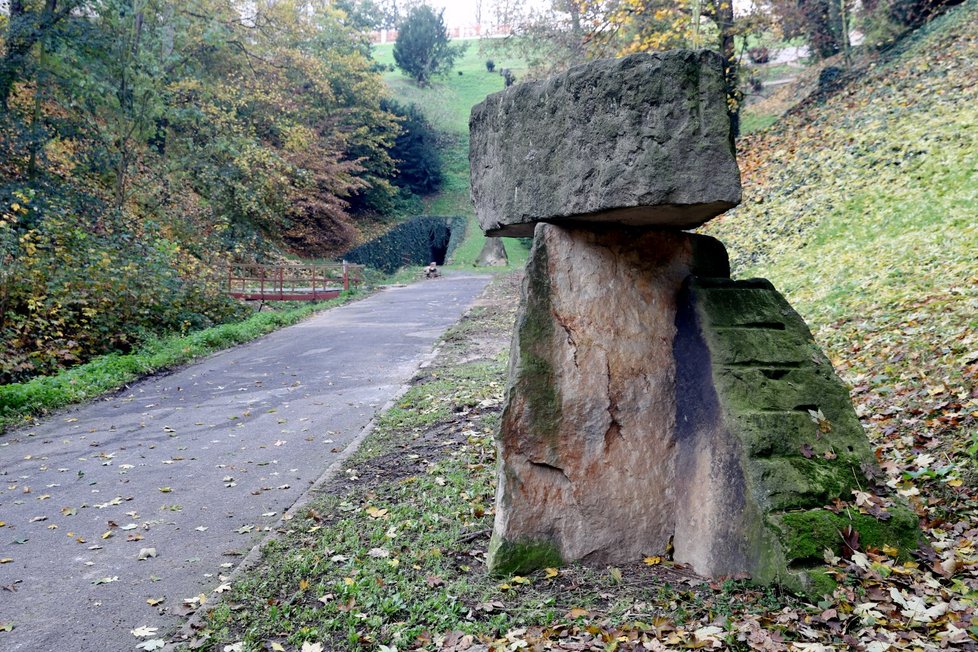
[181,4,978,650]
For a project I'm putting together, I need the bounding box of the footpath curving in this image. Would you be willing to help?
[0,273,489,652]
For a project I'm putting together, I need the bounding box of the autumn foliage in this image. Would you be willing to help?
[0,1,436,384]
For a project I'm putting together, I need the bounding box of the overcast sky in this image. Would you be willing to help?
[424,0,548,27]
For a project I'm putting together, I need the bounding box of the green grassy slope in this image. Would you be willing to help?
[373,41,529,268]
[702,0,978,538]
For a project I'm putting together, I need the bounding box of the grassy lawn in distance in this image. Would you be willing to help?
[373,40,530,270]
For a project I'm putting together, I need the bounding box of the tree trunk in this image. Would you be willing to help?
[713,0,742,139]
[0,0,63,111]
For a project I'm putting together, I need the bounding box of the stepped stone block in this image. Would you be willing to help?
[488,225,918,592]
[469,50,741,237]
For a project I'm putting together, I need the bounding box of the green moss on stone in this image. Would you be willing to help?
[773,504,920,564]
[803,568,838,596]
[513,234,562,446]
[486,534,564,577]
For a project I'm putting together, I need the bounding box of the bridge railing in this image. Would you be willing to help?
[222,262,364,301]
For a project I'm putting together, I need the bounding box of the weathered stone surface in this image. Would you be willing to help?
[672,276,919,590]
[474,237,509,267]
[488,227,919,591]
[488,224,729,575]
[469,50,741,237]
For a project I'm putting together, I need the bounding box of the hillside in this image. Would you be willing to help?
[371,42,530,268]
[703,0,978,494]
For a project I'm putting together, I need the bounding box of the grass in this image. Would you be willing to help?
[0,293,360,434]
[739,110,779,134]
[372,41,530,272]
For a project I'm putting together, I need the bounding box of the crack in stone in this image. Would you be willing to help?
[553,311,579,368]
[604,357,624,452]
[528,459,571,484]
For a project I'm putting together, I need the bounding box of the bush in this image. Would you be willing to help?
[0,187,244,384]
[382,100,444,196]
[860,0,962,47]
[748,46,770,64]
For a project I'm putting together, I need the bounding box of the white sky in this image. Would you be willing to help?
[424,0,548,27]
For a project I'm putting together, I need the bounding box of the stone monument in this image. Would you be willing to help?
[469,50,918,592]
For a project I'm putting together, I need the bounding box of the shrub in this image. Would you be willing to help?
[748,46,770,64]
[382,100,444,196]
[0,188,244,384]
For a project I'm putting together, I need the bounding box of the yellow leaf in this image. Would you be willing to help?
[299,579,310,591]
[101,531,113,540]
[147,598,165,606]
[610,567,623,582]
[511,575,530,585]
[566,607,589,619]
[948,478,963,487]
[644,556,662,566]
[343,577,354,586]
[158,487,172,493]
[365,506,388,519]
[882,544,900,557]
[544,567,559,579]
[271,644,286,652]
[0,558,13,564]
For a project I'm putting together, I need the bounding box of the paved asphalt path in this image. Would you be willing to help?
[0,273,489,651]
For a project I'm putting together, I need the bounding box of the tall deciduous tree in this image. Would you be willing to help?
[392,5,465,85]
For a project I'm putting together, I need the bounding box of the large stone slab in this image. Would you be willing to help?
[469,51,741,237]
[488,225,919,592]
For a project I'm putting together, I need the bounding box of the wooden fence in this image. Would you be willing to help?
[223,263,364,301]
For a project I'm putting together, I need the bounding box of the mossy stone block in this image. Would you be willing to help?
[487,534,564,577]
[772,504,921,564]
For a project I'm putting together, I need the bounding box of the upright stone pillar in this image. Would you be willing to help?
[470,51,919,592]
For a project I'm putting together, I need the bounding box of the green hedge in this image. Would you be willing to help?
[342,215,466,273]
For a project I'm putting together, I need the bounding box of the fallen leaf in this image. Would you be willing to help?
[138,548,157,560]
[131,626,158,638]
[365,506,388,519]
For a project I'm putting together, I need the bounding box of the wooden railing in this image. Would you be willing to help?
[223,263,364,301]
